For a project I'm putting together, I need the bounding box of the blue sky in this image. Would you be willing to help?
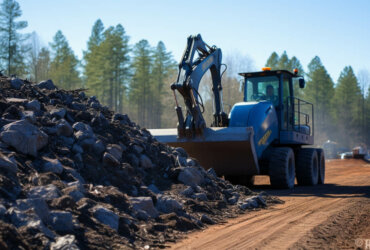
[17,0,370,82]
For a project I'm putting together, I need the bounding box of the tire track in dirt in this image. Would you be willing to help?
[170,159,370,249]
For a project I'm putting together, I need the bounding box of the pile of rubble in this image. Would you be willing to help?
[0,76,277,249]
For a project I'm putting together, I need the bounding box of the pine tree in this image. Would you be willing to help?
[0,0,29,76]
[303,56,335,143]
[49,30,81,89]
[35,47,51,82]
[84,20,105,102]
[265,52,279,69]
[84,21,130,112]
[129,39,152,126]
[332,66,363,147]
[150,41,175,128]
[265,51,304,97]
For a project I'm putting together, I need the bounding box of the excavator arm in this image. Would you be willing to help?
[171,34,228,138]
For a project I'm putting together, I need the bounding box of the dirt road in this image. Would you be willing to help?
[171,159,370,249]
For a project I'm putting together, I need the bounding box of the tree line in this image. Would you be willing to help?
[0,0,368,148]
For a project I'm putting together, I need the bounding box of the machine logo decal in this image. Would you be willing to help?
[258,129,272,146]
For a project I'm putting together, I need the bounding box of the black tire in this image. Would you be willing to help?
[316,148,325,184]
[296,148,319,186]
[269,147,295,189]
[226,175,255,187]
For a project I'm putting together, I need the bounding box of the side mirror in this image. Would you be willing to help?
[299,78,305,88]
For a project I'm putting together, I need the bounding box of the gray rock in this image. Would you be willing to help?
[21,110,36,123]
[63,182,84,201]
[127,153,139,167]
[72,122,93,133]
[156,195,183,213]
[93,139,105,156]
[0,120,48,156]
[148,184,161,194]
[102,152,120,166]
[43,158,63,174]
[26,100,41,112]
[186,158,196,167]
[176,155,187,167]
[92,206,119,231]
[174,147,188,158]
[51,235,79,250]
[8,208,54,239]
[207,168,218,178]
[23,217,55,239]
[133,144,143,154]
[200,214,215,225]
[178,167,204,187]
[0,154,18,173]
[239,196,261,210]
[49,211,74,233]
[65,189,84,202]
[65,168,85,184]
[10,78,23,90]
[37,79,56,90]
[139,154,153,169]
[107,144,123,162]
[28,184,61,200]
[129,196,158,219]
[50,108,66,118]
[181,186,194,197]
[72,144,83,154]
[66,181,85,192]
[228,196,239,205]
[8,207,39,227]
[70,102,86,111]
[16,198,50,223]
[193,193,208,201]
[56,119,73,137]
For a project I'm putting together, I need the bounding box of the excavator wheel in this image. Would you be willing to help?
[316,148,325,184]
[296,148,319,186]
[268,147,295,189]
[226,175,255,187]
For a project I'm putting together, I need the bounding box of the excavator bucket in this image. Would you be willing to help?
[149,127,259,176]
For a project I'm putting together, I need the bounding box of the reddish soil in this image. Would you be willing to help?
[170,159,370,249]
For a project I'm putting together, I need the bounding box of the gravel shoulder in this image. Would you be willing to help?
[170,159,370,249]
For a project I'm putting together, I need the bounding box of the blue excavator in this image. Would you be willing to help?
[149,34,325,189]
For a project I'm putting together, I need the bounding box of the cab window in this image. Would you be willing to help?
[244,76,279,106]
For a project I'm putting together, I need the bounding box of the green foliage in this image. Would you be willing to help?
[149,41,176,128]
[129,39,153,126]
[49,31,81,89]
[332,66,363,147]
[84,21,130,112]
[265,51,304,97]
[303,56,335,144]
[0,0,29,76]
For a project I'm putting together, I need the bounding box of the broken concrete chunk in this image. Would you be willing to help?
[37,79,56,90]
[92,206,119,231]
[178,167,204,187]
[139,154,153,169]
[43,158,63,174]
[49,211,74,233]
[51,235,79,250]
[129,197,158,219]
[26,100,41,112]
[0,120,48,157]
[28,184,61,201]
